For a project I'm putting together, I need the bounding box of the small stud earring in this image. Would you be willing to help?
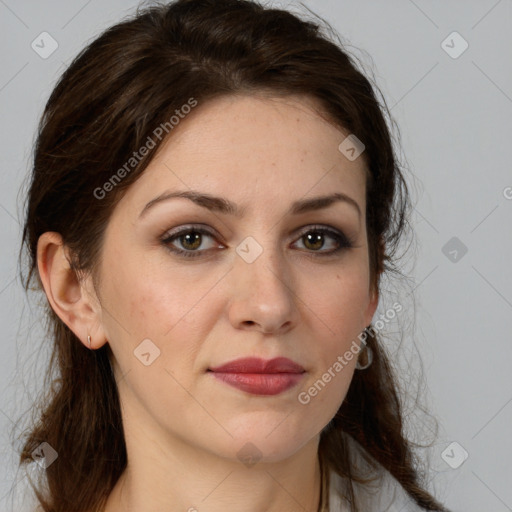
[87,335,92,349]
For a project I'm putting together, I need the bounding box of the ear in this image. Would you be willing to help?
[36,231,107,350]
[363,286,379,327]
[362,235,384,326]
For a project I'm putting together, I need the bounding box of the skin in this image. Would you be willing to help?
[37,93,379,512]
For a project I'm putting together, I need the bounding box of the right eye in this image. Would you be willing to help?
[160,225,224,259]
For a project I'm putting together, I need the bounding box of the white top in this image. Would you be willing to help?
[328,468,424,511]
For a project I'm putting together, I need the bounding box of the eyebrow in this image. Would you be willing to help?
[139,190,362,220]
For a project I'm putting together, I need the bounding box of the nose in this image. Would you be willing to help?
[227,239,300,335]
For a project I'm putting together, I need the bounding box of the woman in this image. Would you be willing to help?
[18,0,450,511]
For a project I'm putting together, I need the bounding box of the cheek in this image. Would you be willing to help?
[307,268,370,337]
[102,267,208,410]
[294,268,369,408]
[102,243,205,336]
[102,255,223,380]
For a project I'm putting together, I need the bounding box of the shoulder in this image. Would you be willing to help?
[328,467,424,511]
[326,435,424,512]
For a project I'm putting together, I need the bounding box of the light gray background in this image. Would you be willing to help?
[1,1,511,511]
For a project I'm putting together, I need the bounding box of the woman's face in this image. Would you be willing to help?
[93,94,378,464]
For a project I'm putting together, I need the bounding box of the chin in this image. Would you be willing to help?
[215,421,317,464]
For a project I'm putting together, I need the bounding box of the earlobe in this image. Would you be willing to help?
[36,231,107,350]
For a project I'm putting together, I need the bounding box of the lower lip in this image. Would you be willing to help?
[210,372,304,395]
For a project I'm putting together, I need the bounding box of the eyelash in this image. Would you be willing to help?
[160,224,354,260]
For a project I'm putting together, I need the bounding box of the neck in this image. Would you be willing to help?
[103,422,324,512]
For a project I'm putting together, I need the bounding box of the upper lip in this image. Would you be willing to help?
[209,357,305,374]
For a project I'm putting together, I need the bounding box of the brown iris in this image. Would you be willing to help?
[303,232,325,251]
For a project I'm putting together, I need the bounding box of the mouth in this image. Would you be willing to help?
[208,357,305,396]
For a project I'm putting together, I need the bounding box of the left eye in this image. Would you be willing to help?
[160,225,353,259]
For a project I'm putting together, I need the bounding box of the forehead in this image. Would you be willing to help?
[116,94,368,218]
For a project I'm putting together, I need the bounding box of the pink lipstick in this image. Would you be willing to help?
[208,357,305,396]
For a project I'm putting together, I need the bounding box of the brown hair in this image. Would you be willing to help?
[18,0,448,510]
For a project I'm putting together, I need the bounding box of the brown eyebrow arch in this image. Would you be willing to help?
[139,190,361,219]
